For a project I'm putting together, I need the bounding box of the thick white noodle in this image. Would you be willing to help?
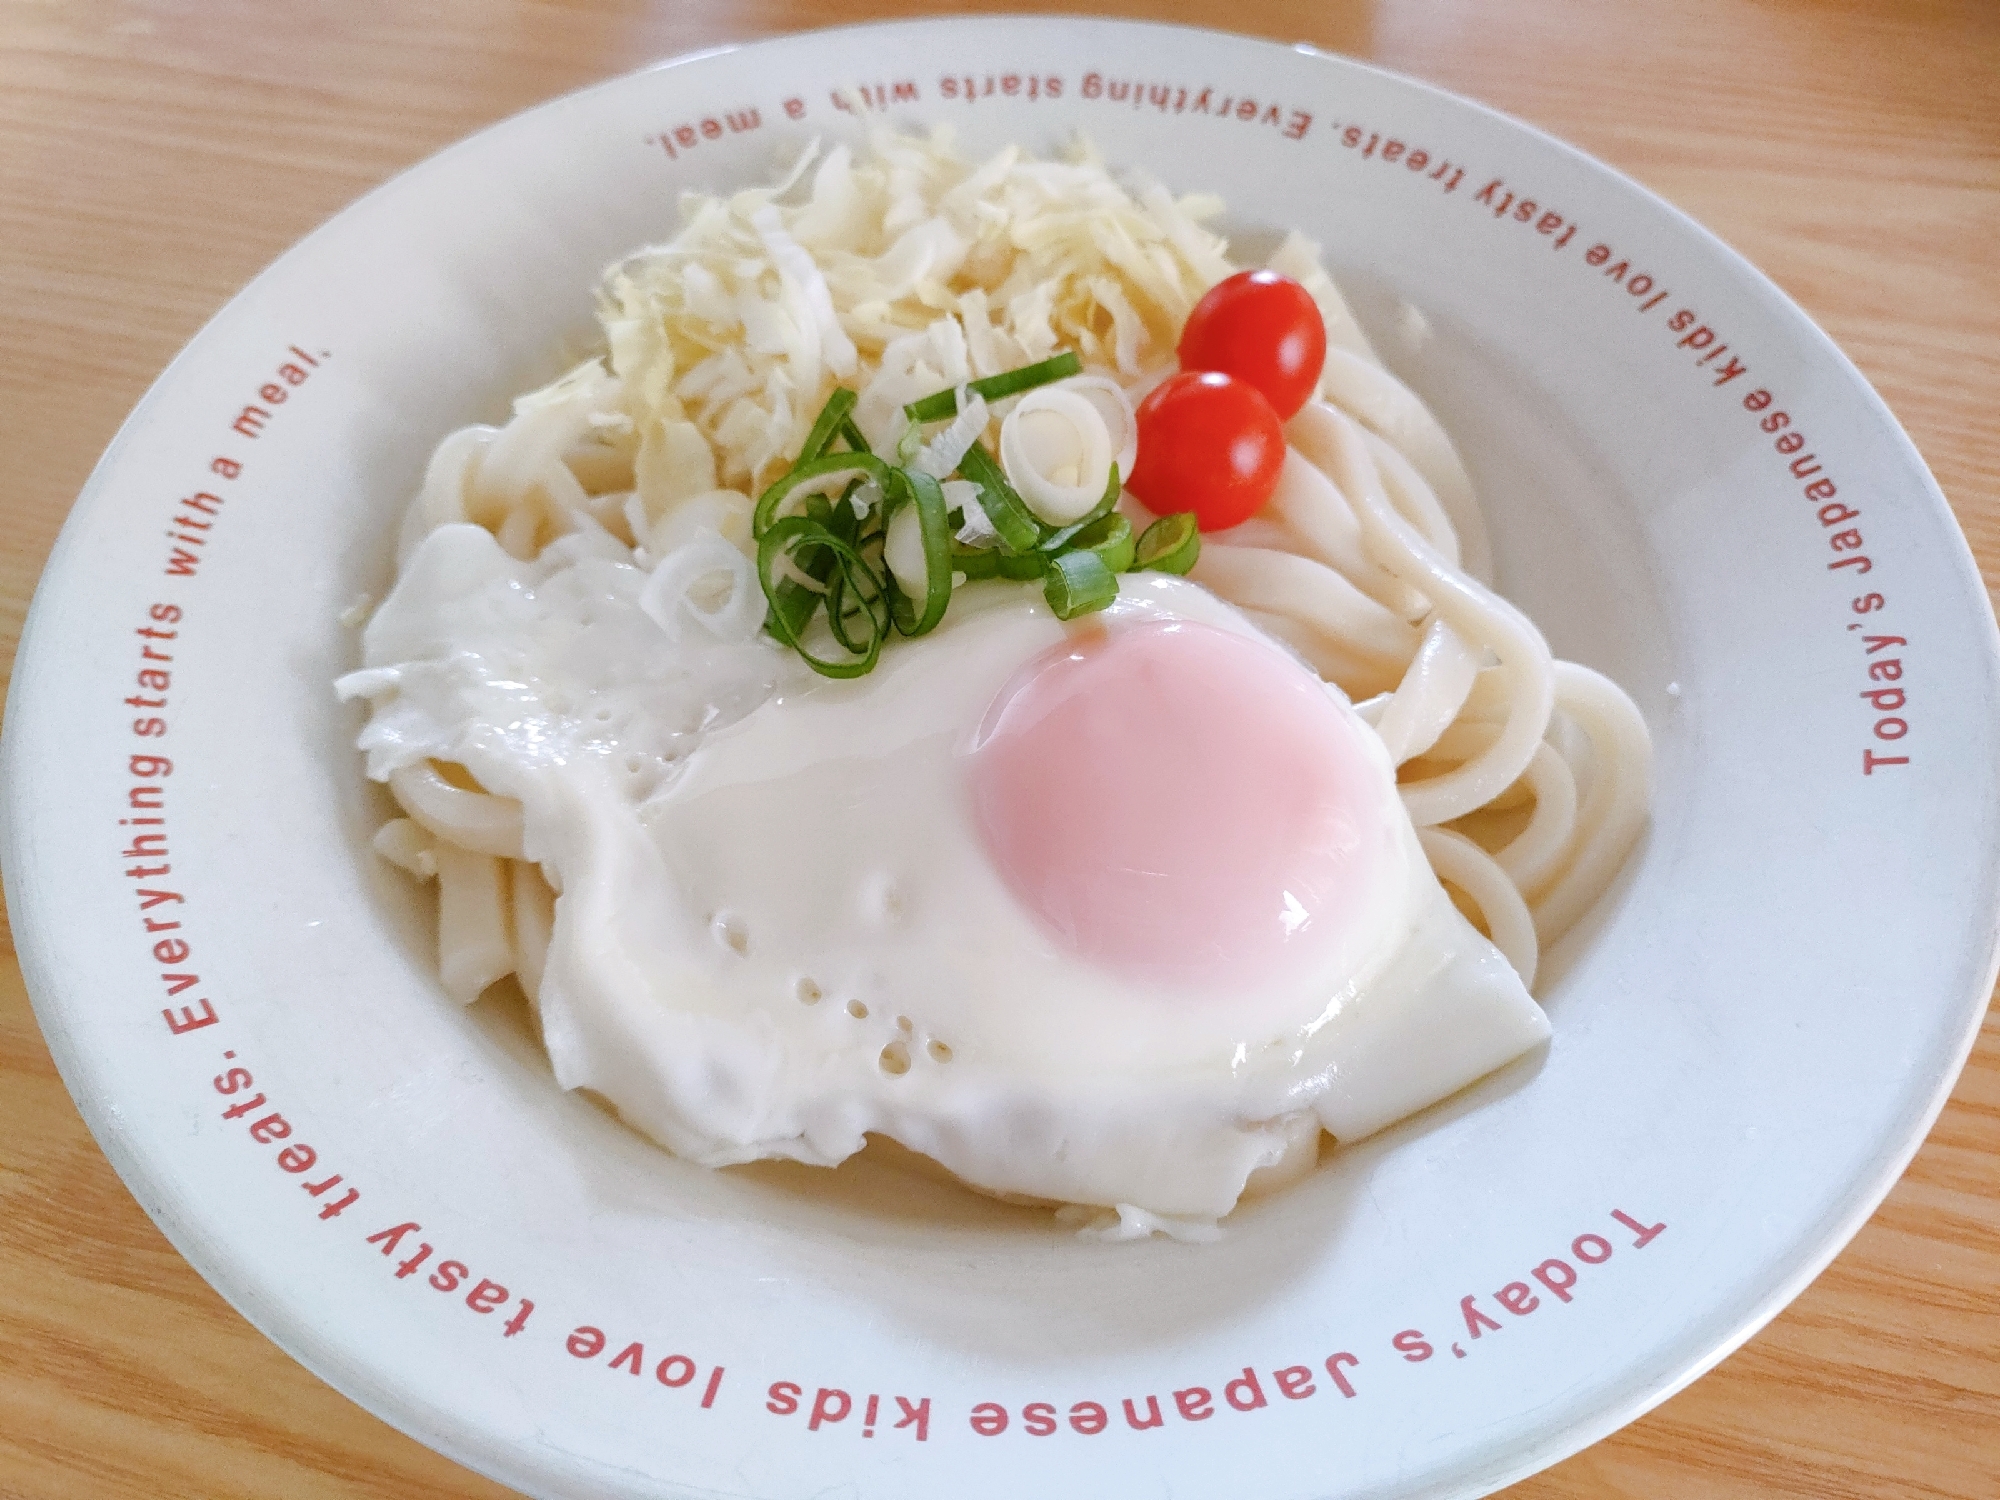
[1205,514,1304,556]
[435,843,514,1004]
[1417,827,1538,988]
[1261,446,1424,618]
[1372,617,1482,767]
[371,817,437,880]
[1456,665,1515,724]
[1191,544,1418,698]
[389,762,526,860]
[477,396,592,510]
[1425,720,1581,901]
[1289,402,1555,827]
[1316,347,1493,583]
[1361,427,1461,569]
[494,496,543,559]
[511,859,556,1005]
[1494,741,1581,898]
[1231,603,1381,691]
[398,424,494,566]
[1527,663,1653,944]
[457,370,631,560]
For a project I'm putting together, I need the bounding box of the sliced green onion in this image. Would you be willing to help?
[827,480,867,542]
[1043,548,1119,620]
[823,564,876,654]
[757,516,887,678]
[956,443,1043,554]
[1065,512,1136,574]
[769,573,827,640]
[798,388,860,463]
[821,566,859,651]
[823,485,889,652]
[904,351,1084,424]
[767,491,845,637]
[885,469,953,638]
[1134,512,1201,575]
[951,541,1042,582]
[951,542,1002,581]
[997,548,1046,581]
[753,452,892,538]
[839,414,873,456]
[1036,463,1122,554]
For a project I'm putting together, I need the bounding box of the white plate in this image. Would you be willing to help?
[6,17,1996,1500]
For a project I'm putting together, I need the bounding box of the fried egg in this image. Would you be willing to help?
[349,523,1548,1225]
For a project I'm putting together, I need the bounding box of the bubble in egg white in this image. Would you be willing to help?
[710,912,749,957]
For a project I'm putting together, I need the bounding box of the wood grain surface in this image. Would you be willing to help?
[2,1,1996,1495]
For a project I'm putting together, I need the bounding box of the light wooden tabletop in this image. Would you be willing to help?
[2,1,1996,1496]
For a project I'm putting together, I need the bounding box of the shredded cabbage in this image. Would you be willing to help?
[595,127,1241,509]
[912,390,989,480]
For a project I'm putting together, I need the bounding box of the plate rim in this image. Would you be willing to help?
[5,15,1997,1500]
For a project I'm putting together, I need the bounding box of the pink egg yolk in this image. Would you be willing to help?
[967,619,1389,991]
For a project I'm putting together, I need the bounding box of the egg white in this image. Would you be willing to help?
[346,523,1548,1222]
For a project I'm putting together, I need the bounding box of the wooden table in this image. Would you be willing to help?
[2,1,1995,1495]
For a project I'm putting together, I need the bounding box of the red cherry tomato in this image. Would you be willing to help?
[1127,370,1286,532]
[1177,269,1326,419]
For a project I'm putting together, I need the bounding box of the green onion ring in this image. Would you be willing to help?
[955,443,1044,554]
[1003,548,1047,581]
[885,469,954,638]
[768,492,845,635]
[1036,463,1123,553]
[821,559,864,655]
[757,516,887,678]
[1064,511,1137,574]
[903,351,1084,425]
[949,544,1047,582]
[1042,548,1120,620]
[951,543,1001,581]
[826,481,864,543]
[827,497,888,654]
[753,452,892,538]
[768,574,826,640]
[797,388,860,463]
[1134,512,1202,574]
